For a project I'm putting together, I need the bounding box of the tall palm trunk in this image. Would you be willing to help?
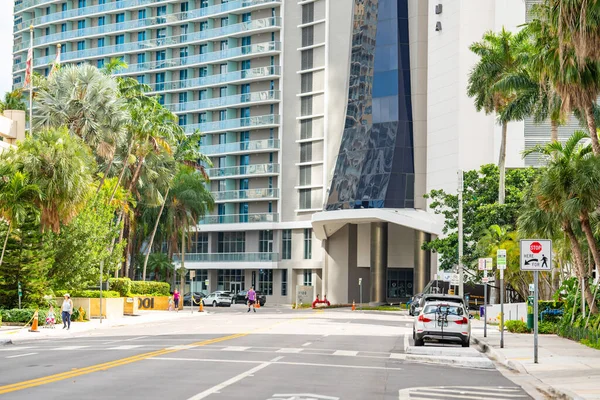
[563,221,598,314]
[498,121,508,205]
[580,216,600,315]
[550,119,559,143]
[179,225,185,299]
[584,103,600,155]
[0,221,12,267]
[109,140,136,203]
[96,154,116,195]
[142,187,170,281]
[128,155,146,193]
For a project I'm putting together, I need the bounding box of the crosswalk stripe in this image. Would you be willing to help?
[0,347,32,352]
[402,386,527,400]
[276,348,303,353]
[222,346,250,352]
[333,350,358,356]
[107,345,144,350]
[415,388,526,399]
[51,346,89,351]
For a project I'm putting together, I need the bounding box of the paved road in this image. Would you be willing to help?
[0,305,531,400]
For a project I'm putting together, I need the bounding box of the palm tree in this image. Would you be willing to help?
[0,168,42,267]
[13,127,95,232]
[467,28,530,204]
[0,90,27,113]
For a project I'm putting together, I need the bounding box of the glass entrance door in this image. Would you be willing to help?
[387,269,414,300]
[230,282,241,296]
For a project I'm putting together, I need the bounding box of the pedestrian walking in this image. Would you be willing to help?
[46,305,56,328]
[247,287,257,313]
[168,296,174,311]
[173,289,180,312]
[61,294,73,330]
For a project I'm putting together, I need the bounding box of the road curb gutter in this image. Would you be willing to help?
[0,339,12,346]
[405,353,495,369]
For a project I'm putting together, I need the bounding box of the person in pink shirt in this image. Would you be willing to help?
[173,289,180,312]
[246,287,257,313]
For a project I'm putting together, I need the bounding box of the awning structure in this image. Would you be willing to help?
[311,208,443,240]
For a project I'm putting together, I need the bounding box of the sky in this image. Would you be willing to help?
[0,3,13,96]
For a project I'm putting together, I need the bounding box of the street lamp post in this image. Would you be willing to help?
[458,170,464,298]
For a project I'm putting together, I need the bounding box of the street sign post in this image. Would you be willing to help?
[358,278,363,311]
[497,249,507,348]
[520,239,552,364]
[479,258,492,337]
[190,270,196,314]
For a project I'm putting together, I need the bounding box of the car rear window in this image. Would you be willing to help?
[424,304,464,316]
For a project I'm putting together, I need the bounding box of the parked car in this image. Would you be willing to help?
[231,290,266,306]
[409,293,424,316]
[413,294,466,315]
[182,292,205,306]
[413,300,471,347]
[202,292,232,307]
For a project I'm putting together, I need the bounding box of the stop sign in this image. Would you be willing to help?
[530,241,542,253]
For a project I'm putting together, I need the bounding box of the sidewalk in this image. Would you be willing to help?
[0,310,206,345]
[471,319,600,400]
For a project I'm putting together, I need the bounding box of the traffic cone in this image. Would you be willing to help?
[352,301,356,311]
[256,301,260,309]
[198,301,204,312]
[29,310,39,332]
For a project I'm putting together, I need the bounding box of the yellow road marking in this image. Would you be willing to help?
[0,332,247,395]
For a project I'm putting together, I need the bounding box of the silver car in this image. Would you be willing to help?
[202,292,232,307]
[413,300,471,347]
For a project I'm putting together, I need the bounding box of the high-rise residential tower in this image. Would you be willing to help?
[13,0,530,305]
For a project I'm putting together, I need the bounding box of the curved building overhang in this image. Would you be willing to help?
[311,208,443,241]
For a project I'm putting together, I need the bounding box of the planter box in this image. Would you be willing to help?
[55,297,124,320]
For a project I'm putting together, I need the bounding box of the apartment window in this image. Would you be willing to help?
[115,35,124,45]
[241,60,250,70]
[97,59,105,68]
[45,27,50,36]
[239,202,248,223]
[98,16,105,26]
[200,0,208,8]
[78,0,86,7]
[301,50,313,70]
[218,232,245,253]
[302,26,314,47]
[218,269,245,291]
[300,143,312,163]
[198,112,207,123]
[137,53,145,64]
[180,69,188,81]
[301,96,313,116]
[61,45,66,54]
[304,228,312,259]
[199,89,207,100]
[299,189,311,210]
[178,115,187,126]
[221,17,228,27]
[301,73,313,93]
[200,44,208,54]
[302,3,315,24]
[156,50,166,61]
[136,75,144,84]
[157,28,166,39]
[45,48,49,57]
[219,110,227,121]
[242,12,251,22]
[220,41,228,51]
[300,119,312,139]
[218,180,226,192]
[138,31,146,41]
[199,67,208,77]
[303,269,313,286]
[258,269,273,295]
[282,229,292,260]
[220,64,227,74]
[259,230,273,253]
[220,87,227,97]
[180,47,188,58]
[156,72,165,91]
[138,9,146,19]
[77,41,85,51]
[98,0,105,4]
[241,36,251,47]
[200,21,208,31]
[157,5,166,16]
[179,92,187,104]
[299,166,311,186]
[77,20,86,29]
[281,269,287,296]
[191,232,208,253]
[116,13,125,23]
[62,3,68,11]
[158,95,164,105]
[98,38,105,47]
[181,24,188,40]
[61,23,67,32]
[180,2,189,12]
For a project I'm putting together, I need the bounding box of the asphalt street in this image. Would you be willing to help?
[0,305,532,400]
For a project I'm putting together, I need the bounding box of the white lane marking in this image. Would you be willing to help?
[123,336,148,342]
[51,346,89,351]
[333,350,358,356]
[302,342,312,347]
[273,395,338,400]
[273,360,403,371]
[166,345,194,350]
[107,345,144,350]
[152,357,263,364]
[0,347,32,352]
[276,348,303,353]
[185,356,283,400]
[403,333,409,351]
[222,346,250,352]
[6,352,37,359]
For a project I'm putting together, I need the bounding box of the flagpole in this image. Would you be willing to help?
[28,25,33,134]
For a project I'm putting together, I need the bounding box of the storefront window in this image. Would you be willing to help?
[387,269,413,299]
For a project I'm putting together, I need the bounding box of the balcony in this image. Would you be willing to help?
[214,188,279,203]
[202,139,279,156]
[16,16,281,54]
[165,90,280,113]
[184,115,280,134]
[173,252,278,263]
[16,0,281,31]
[147,66,281,93]
[207,163,280,179]
[200,213,279,224]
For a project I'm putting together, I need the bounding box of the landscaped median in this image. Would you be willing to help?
[108,278,174,315]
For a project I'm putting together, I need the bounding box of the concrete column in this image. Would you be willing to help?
[414,230,431,294]
[369,222,388,306]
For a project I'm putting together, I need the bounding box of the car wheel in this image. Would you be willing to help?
[462,338,470,347]
[414,337,424,347]
[212,301,217,307]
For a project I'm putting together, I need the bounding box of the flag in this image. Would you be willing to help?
[24,47,33,89]
[49,45,61,77]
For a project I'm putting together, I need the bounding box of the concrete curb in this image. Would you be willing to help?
[471,335,576,400]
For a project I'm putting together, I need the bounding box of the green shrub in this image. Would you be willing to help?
[0,309,48,325]
[506,320,531,333]
[108,278,132,297]
[539,321,557,334]
[0,313,2,327]
[129,281,170,296]
[54,290,120,298]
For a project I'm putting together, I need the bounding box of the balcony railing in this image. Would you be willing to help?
[16,0,281,31]
[173,252,278,263]
[147,66,281,93]
[16,16,281,54]
[202,138,279,155]
[214,188,279,202]
[207,163,280,179]
[165,90,280,113]
[200,213,279,224]
[184,114,280,134]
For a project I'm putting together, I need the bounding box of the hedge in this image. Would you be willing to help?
[506,320,530,333]
[54,290,120,298]
[107,278,170,296]
[108,278,131,297]
[0,309,48,325]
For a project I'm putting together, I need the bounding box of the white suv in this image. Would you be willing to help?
[413,301,471,347]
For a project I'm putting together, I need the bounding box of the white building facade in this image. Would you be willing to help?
[13,0,531,304]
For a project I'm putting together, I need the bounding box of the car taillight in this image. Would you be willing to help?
[455,317,469,325]
[418,315,432,323]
